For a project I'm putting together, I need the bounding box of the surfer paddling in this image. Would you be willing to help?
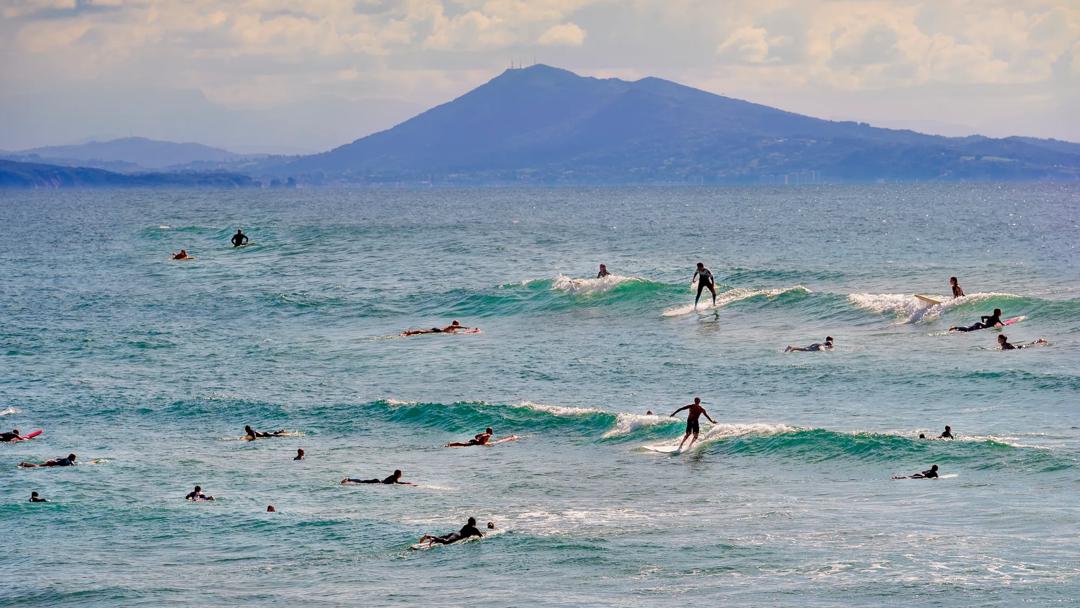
[186,485,215,501]
[19,453,76,468]
[785,336,833,352]
[416,517,486,547]
[171,249,190,260]
[894,464,939,479]
[29,491,48,502]
[997,335,1047,350]
[597,264,610,278]
[949,308,1003,332]
[670,397,716,451]
[341,469,414,485]
[244,425,286,440]
[231,229,249,247]
[1,428,25,442]
[950,277,965,298]
[401,320,475,337]
[446,428,493,447]
[691,262,717,309]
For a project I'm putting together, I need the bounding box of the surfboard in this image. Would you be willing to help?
[914,294,942,306]
[999,316,1025,327]
[486,435,520,445]
[643,444,681,454]
[16,429,42,441]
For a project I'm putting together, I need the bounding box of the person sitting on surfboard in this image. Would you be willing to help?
[172,249,190,260]
[341,469,414,485]
[671,397,716,452]
[19,453,76,468]
[692,262,717,309]
[401,320,473,336]
[997,335,1048,350]
[950,277,965,298]
[785,336,833,352]
[231,229,249,247]
[186,485,214,501]
[939,425,954,439]
[417,517,485,547]
[244,425,286,440]
[446,428,494,447]
[29,491,48,503]
[1,428,24,442]
[894,464,939,479]
[950,308,1003,332]
[597,264,610,278]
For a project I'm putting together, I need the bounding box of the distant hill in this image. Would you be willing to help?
[8,137,242,170]
[0,159,256,188]
[286,65,1080,183]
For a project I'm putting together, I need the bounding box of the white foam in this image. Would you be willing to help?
[663,285,810,317]
[0,407,19,416]
[514,401,605,417]
[642,422,797,451]
[602,413,670,438]
[551,273,642,296]
[848,292,1021,324]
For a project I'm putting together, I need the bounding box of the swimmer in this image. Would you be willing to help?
[19,453,76,468]
[446,427,493,448]
[171,249,190,260]
[950,308,1002,332]
[244,425,286,440]
[1,428,24,442]
[186,485,214,501]
[341,469,414,485]
[918,433,927,439]
[231,229,249,247]
[895,464,939,479]
[785,336,834,352]
[998,335,1048,350]
[294,448,305,461]
[597,264,610,278]
[266,505,276,512]
[950,276,965,298]
[645,410,654,415]
[939,425,954,439]
[691,262,717,309]
[417,516,485,546]
[670,397,716,451]
[29,491,48,502]
[401,320,473,336]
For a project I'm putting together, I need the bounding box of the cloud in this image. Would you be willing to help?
[538,22,586,46]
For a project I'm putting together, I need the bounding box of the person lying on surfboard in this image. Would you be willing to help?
[597,264,610,278]
[186,485,215,501]
[691,262,717,309]
[417,517,486,547]
[997,335,1048,350]
[171,249,190,260]
[785,336,833,352]
[894,464,939,479]
[401,320,474,336]
[671,397,715,451]
[244,425,286,440]
[1,428,25,442]
[950,308,1003,332]
[341,469,414,485]
[950,276,965,298]
[446,427,493,447]
[29,491,48,503]
[19,453,76,468]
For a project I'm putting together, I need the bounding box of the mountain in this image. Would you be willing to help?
[0,159,256,189]
[7,137,242,170]
[286,64,1079,183]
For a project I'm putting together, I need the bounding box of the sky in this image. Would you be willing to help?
[1,0,1078,153]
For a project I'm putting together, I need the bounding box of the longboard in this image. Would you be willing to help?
[914,294,942,306]
[486,435,520,445]
[999,316,1024,327]
[643,444,681,454]
[16,429,43,441]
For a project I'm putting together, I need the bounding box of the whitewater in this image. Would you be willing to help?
[1,184,1078,606]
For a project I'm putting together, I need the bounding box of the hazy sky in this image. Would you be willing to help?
[2,0,1078,153]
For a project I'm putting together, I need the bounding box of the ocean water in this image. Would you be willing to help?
[1,184,1078,607]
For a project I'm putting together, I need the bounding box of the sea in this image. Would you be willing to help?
[1,184,1077,607]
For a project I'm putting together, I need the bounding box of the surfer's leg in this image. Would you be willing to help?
[677,431,690,451]
[708,284,717,305]
[694,283,705,308]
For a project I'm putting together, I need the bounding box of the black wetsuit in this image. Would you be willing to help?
[955,313,1002,332]
[49,457,75,467]
[597,270,610,278]
[29,496,48,502]
[918,468,938,479]
[432,524,483,545]
[694,268,715,301]
[0,432,20,442]
[231,232,248,247]
[939,431,954,439]
[186,491,210,500]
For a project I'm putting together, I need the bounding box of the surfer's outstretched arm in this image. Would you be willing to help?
[670,405,691,417]
[702,409,716,424]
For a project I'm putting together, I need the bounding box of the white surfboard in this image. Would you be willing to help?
[914,294,942,306]
[643,444,681,454]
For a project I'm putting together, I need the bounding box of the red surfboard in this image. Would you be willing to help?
[16,429,43,441]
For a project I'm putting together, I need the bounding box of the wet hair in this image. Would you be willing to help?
[467,517,477,525]
[451,320,460,326]
[194,486,202,492]
[993,308,1001,315]
[918,433,926,439]
[693,397,701,403]
[68,453,76,461]
[825,336,834,342]
[949,276,958,283]
[930,464,939,471]
[267,505,276,512]
[486,427,493,434]
[11,429,18,435]
[998,334,1008,343]
[31,491,38,497]
[944,425,951,430]
[393,469,402,476]
[487,522,495,529]
[696,262,704,268]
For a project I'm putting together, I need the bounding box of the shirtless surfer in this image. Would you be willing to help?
[244,425,286,440]
[950,277,965,298]
[401,320,474,336]
[171,250,190,260]
[446,428,494,447]
[692,262,717,309]
[997,335,1047,350]
[417,517,485,547]
[341,469,414,485]
[785,336,834,352]
[670,397,716,451]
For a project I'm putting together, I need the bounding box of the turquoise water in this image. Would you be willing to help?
[1,185,1078,606]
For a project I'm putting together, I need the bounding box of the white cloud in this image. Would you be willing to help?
[538,22,586,46]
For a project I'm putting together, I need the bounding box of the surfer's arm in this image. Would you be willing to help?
[703,409,716,424]
[670,405,690,417]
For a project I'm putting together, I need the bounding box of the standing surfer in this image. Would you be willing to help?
[670,397,716,452]
[692,262,717,309]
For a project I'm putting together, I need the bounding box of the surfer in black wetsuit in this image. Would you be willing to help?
[692,262,717,309]
[939,425,954,439]
[597,264,610,278]
[785,336,833,352]
[341,469,414,485]
[245,425,286,440]
[950,308,1002,332]
[402,320,473,336]
[671,397,716,451]
[950,277,965,298]
[418,517,485,546]
[1,428,24,442]
[19,453,76,468]
[446,428,493,447]
[997,335,1047,350]
[231,229,249,247]
[294,448,305,460]
[186,485,214,501]
[29,491,48,502]
[895,464,939,479]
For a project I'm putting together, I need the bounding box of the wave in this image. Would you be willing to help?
[662,285,811,317]
[0,407,18,416]
[549,273,655,296]
[844,292,1067,324]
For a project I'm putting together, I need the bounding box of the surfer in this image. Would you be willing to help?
[19,453,76,468]
[244,425,286,440]
[29,491,48,503]
[341,469,414,485]
[950,277,965,298]
[785,336,834,352]
[949,308,1002,332]
[267,505,276,512]
[939,425,954,439]
[171,249,190,260]
[446,428,493,448]
[670,397,716,451]
[231,229,249,247]
[997,335,1047,350]
[401,320,473,336]
[691,262,717,309]
[186,485,214,501]
[597,264,610,278]
[895,464,939,479]
[417,516,485,546]
[294,448,305,460]
[1,428,24,442]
